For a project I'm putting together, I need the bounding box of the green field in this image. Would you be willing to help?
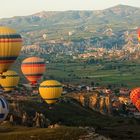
[12,57,140,88]
[44,60,140,88]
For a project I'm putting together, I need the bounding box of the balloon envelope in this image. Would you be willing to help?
[0,70,20,92]
[39,80,63,104]
[21,57,46,85]
[137,28,140,42]
[0,26,22,73]
[135,99,140,112]
[43,34,47,40]
[130,87,140,104]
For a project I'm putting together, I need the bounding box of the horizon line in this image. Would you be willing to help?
[0,4,140,19]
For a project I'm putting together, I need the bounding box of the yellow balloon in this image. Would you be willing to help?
[0,26,23,73]
[0,70,20,92]
[39,80,63,104]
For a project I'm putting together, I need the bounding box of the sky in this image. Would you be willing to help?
[0,0,140,18]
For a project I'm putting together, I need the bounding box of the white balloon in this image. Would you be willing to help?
[0,97,9,122]
[43,34,47,40]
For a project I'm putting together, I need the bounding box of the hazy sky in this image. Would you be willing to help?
[0,0,140,18]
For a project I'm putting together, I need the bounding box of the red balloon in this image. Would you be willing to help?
[135,99,140,112]
[130,88,140,104]
[137,28,140,42]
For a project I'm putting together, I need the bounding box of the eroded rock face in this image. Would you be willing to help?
[7,99,53,127]
[69,91,112,115]
[79,94,86,107]
[89,94,99,111]
[6,109,51,128]
[99,97,105,114]
[105,96,112,114]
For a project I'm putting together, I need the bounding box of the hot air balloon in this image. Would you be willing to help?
[137,28,140,42]
[0,70,20,92]
[21,57,46,85]
[0,26,22,73]
[130,88,140,104]
[135,99,140,112]
[0,97,9,122]
[39,80,63,104]
[43,34,47,40]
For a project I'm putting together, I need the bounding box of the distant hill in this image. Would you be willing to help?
[0,5,140,32]
[0,5,140,48]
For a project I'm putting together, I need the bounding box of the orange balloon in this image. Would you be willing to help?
[21,57,46,85]
[130,88,140,104]
[135,99,140,112]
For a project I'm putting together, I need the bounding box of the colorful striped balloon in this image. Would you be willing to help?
[0,70,20,92]
[21,57,46,85]
[0,26,23,73]
[39,80,63,104]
